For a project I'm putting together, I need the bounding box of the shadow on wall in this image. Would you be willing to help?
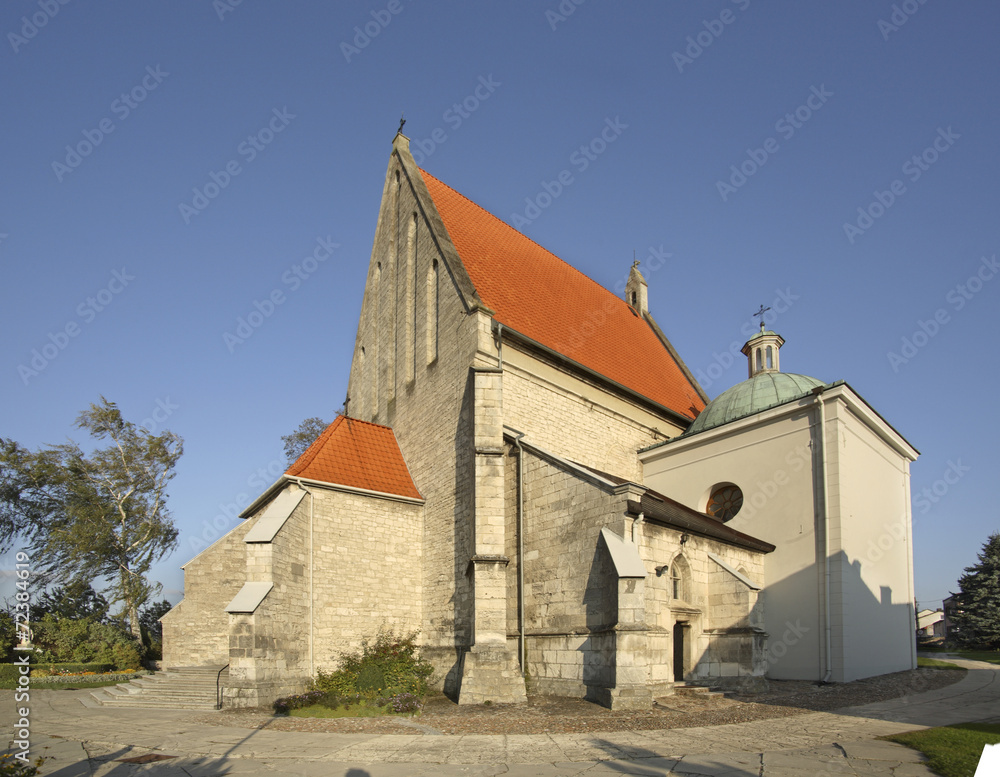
[761,548,915,684]
[581,540,617,701]
[443,373,477,701]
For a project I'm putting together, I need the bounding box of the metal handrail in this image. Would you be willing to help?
[216,663,229,709]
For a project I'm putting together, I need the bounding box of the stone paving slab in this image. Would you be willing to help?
[4,659,998,776]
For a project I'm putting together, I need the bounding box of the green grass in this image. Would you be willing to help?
[919,648,1000,665]
[918,657,965,669]
[882,723,1000,777]
[288,702,392,718]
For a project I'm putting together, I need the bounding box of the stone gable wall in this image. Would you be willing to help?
[345,152,488,692]
[161,517,251,667]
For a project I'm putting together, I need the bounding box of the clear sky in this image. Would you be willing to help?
[1,1,997,615]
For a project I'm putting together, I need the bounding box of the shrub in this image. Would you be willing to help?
[314,629,433,700]
[0,752,43,776]
[28,615,144,669]
[0,662,116,680]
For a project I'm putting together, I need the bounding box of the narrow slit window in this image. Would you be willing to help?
[426,259,439,363]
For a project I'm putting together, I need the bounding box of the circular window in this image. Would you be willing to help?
[706,484,743,522]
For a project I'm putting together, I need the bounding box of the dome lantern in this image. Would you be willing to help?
[741,317,785,379]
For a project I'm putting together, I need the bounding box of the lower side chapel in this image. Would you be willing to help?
[162,132,919,708]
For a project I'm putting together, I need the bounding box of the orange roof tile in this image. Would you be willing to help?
[285,416,422,500]
[419,170,706,420]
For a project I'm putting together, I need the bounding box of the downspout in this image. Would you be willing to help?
[293,477,315,678]
[631,512,644,544]
[494,322,504,370]
[511,429,526,675]
[812,387,833,683]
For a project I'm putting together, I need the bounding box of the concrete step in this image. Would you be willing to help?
[665,683,726,698]
[86,665,226,710]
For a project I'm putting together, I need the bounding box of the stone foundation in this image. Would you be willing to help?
[457,645,527,704]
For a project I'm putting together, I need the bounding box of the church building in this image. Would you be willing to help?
[161,132,919,708]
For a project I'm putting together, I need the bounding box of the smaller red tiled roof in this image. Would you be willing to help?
[285,416,421,500]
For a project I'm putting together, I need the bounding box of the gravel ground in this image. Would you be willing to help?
[196,667,964,736]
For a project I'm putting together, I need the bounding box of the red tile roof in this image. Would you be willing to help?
[419,170,706,421]
[285,416,422,500]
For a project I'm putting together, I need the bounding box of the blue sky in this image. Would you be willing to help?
[1,1,997,615]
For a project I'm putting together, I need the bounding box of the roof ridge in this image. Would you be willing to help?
[418,168,633,310]
[286,416,343,476]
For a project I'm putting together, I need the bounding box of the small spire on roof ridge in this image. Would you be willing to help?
[397,113,406,136]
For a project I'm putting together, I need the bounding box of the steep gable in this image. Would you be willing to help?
[286,415,421,500]
[419,169,706,421]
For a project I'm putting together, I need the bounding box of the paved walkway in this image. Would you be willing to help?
[4,657,997,776]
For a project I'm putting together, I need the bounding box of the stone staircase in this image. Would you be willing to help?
[88,665,228,710]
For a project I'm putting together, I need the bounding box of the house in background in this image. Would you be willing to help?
[162,131,919,707]
[917,608,945,638]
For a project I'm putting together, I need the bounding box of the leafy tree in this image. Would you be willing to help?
[34,580,109,622]
[0,397,182,639]
[950,532,1000,650]
[0,609,16,662]
[281,417,330,464]
[139,598,173,642]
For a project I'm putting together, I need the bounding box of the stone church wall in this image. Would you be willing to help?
[161,518,251,668]
[308,488,424,669]
[225,495,311,707]
[220,485,424,707]
[344,148,488,692]
[504,445,631,698]
[640,524,766,690]
[502,351,681,482]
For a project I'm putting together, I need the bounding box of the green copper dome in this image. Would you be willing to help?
[686,372,826,436]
